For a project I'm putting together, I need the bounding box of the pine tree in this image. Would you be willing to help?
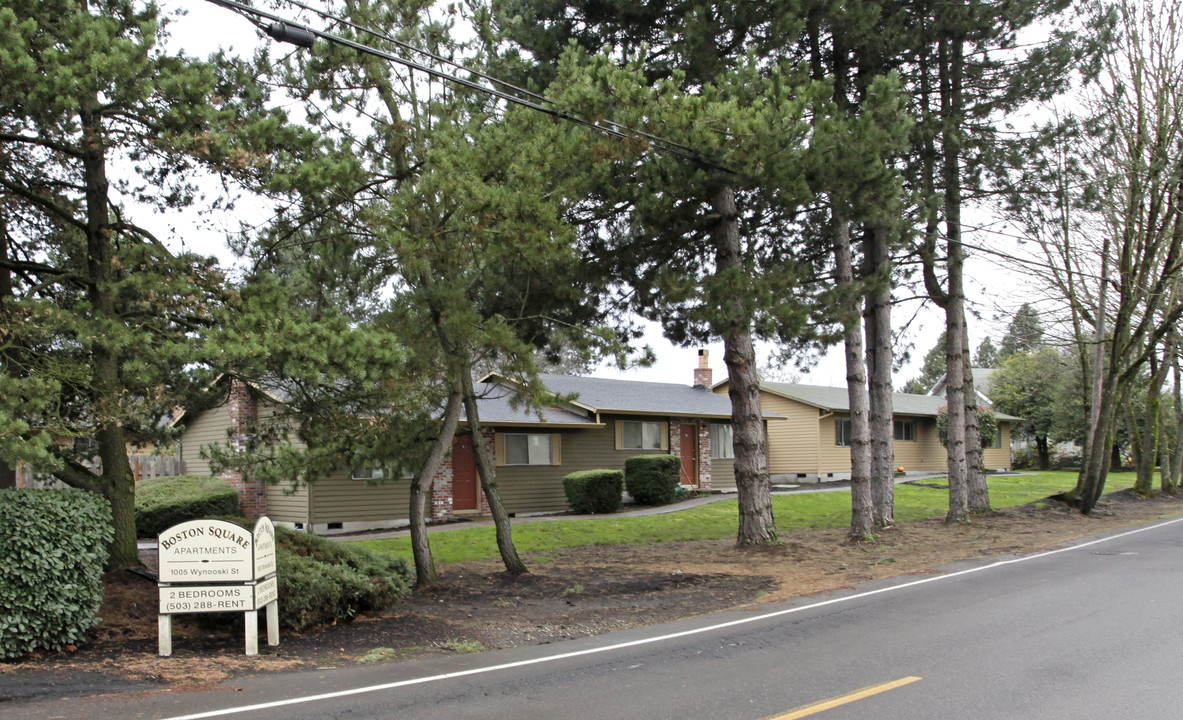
[0,0,302,566]
[998,303,1045,359]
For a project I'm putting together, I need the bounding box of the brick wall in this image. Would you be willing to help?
[669,418,713,490]
[222,377,268,518]
[428,448,454,522]
[479,427,494,515]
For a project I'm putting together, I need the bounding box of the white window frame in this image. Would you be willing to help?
[835,417,852,447]
[504,433,553,466]
[710,423,734,459]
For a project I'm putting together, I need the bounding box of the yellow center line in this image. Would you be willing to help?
[765,676,923,720]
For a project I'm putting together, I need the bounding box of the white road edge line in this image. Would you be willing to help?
[156,515,1183,720]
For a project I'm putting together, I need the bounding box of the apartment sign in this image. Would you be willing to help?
[158,519,252,583]
[158,517,280,657]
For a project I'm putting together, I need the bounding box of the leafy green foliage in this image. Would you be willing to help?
[937,407,997,449]
[0,0,314,566]
[562,469,624,514]
[274,526,411,631]
[134,476,240,538]
[998,304,1046,360]
[624,455,681,506]
[0,489,112,659]
[902,332,948,394]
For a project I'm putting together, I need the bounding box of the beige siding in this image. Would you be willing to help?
[710,458,735,490]
[757,394,821,475]
[494,415,685,514]
[178,403,231,477]
[307,466,411,524]
[817,413,852,473]
[266,481,310,524]
[984,422,1012,470]
[891,417,946,472]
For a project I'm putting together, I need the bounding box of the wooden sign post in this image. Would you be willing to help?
[157,517,280,656]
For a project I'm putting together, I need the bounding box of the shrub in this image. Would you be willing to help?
[185,521,412,633]
[562,469,624,514]
[274,527,412,631]
[0,489,113,659]
[624,455,681,506]
[135,475,240,537]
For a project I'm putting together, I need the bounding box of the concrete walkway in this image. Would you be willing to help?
[338,472,952,542]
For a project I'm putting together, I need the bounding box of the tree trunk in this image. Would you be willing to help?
[458,368,528,574]
[1134,351,1167,495]
[1079,373,1120,513]
[713,185,776,545]
[863,226,895,527]
[833,214,873,537]
[940,32,970,523]
[408,391,462,586]
[1172,348,1183,492]
[1036,436,1051,471]
[98,427,138,567]
[964,353,989,512]
[77,82,137,568]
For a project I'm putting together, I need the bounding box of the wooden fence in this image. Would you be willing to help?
[14,455,187,489]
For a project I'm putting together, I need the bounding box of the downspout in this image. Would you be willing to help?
[818,410,834,478]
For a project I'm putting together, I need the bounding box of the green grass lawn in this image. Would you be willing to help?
[352,471,1143,565]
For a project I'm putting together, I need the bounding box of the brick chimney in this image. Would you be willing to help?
[223,376,267,519]
[693,349,713,389]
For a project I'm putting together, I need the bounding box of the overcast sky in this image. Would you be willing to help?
[158,0,1030,391]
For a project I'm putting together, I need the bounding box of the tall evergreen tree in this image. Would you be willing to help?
[974,336,999,367]
[0,0,301,566]
[998,303,1045,359]
[211,0,623,577]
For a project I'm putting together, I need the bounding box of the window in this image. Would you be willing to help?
[893,420,916,442]
[352,466,386,481]
[352,465,414,481]
[710,423,734,459]
[992,426,1004,448]
[615,420,667,450]
[621,420,663,450]
[835,418,852,447]
[504,433,553,465]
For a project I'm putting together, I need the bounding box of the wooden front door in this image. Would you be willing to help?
[452,435,479,511]
[679,423,698,487]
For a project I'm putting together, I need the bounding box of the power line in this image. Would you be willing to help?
[277,0,707,159]
[203,0,734,173]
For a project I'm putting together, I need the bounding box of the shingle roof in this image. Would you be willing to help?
[469,381,600,426]
[535,373,766,418]
[759,381,1019,421]
[473,373,779,425]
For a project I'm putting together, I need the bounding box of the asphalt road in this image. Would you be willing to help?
[11,517,1183,720]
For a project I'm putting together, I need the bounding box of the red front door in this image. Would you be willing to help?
[452,435,479,510]
[679,423,697,487]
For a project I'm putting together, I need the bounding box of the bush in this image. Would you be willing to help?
[135,475,240,537]
[563,469,624,514]
[274,527,412,631]
[624,455,681,506]
[0,489,113,659]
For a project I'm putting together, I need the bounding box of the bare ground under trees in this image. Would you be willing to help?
[3,489,1182,701]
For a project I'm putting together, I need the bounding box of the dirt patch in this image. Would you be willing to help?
[4,489,1182,694]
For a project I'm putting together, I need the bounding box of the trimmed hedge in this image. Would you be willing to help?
[624,455,681,506]
[273,526,412,631]
[562,469,624,514]
[135,475,240,538]
[0,488,113,660]
[189,521,413,633]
